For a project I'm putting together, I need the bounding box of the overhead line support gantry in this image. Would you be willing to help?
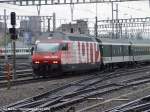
[0,0,145,6]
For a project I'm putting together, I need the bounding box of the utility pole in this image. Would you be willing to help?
[43,20,45,32]
[111,2,119,39]
[36,5,41,16]
[36,5,41,38]
[95,16,98,38]
[94,3,98,37]
[4,9,8,63]
[48,18,51,32]
[111,2,114,39]
[53,13,56,32]
[116,4,118,39]
[70,4,74,21]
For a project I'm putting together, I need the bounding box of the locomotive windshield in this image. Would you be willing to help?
[36,43,60,52]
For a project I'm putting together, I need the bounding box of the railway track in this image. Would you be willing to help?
[0,69,32,80]
[0,63,130,88]
[0,64,146,88]
[0,62,33,88]
[0,63,32,80]
[1,65,150,112]
[105,95,150,112]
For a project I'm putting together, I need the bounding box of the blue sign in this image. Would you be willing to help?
[23,32,32,44]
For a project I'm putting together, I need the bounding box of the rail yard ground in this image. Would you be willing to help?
[74,79,150,112]
[1,65,150,111]
[0,73,88,106]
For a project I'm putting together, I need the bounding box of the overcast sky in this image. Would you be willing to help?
[0,1,150,26]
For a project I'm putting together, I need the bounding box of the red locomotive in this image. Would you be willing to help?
[32,32,101,76]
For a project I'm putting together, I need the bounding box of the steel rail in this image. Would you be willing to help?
[36,76,150,112]
[75,66,150,92]
[143,108,150,112]
[0,64,149,111]
[120,102,150,112]
[0,69,32,81]
[1,65,150,112]
[0,62,32,82]
[13,83,119,111]
[0,69,99,88]
[106,95,150,112]
[0,70,119,109]
[104,94,150,112]
[1,71,102,108]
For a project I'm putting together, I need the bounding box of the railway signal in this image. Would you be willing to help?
[10,12,16,26]
[9,28,17,40]
[9,12,17,80]
[10,12,17,40]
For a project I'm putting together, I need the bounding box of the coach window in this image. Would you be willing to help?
[70,28,74,33]
[147,47,148,54]
[120,46,122,55]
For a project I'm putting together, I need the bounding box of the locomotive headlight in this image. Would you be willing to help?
[52,61,58,64]
[35,61,40,64]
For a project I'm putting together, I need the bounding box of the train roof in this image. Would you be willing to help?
[37,32,97,42]
[130,39,150,46]
[96,38,131,45]
[66,33,96,42]
[96,37,150,46]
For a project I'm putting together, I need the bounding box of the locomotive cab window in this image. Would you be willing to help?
[60,43,68,51]
[36,43,60,52]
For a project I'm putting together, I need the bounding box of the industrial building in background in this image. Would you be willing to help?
[20,17,41,37]
[57,20,89,34]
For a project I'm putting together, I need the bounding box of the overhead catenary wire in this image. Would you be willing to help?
[0,3,37,15]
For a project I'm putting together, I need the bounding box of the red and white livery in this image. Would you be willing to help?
[32,32,101,76]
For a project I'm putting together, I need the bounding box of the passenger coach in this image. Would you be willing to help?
[96,38,131,67]
[131,40,150,62]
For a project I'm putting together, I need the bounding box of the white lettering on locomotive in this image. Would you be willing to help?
[61,41,100,64]
[78,42,88,63]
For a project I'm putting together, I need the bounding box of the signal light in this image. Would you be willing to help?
[35,61,40,64]
[9,28,18,40]
[10,12,16,26]
[52,61,58,64]
[9,28,16,34]
[10,34,17,40]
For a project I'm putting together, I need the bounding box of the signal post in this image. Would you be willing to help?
[9,12,17,80]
